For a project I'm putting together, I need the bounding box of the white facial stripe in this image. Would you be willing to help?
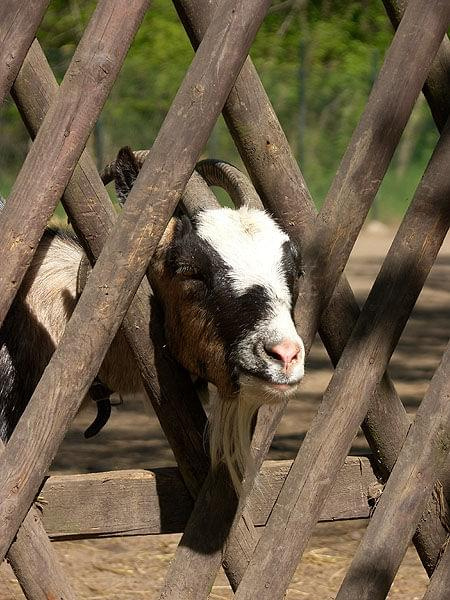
[265,305,303,346]
[195,206,291,305]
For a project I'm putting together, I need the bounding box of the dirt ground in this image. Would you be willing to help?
[1,224,449,600]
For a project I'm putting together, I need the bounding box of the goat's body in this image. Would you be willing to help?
[0,229,141,440]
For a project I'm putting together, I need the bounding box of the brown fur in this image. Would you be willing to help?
[149,219,235,398]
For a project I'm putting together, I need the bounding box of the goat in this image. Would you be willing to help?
[0,148,305,490]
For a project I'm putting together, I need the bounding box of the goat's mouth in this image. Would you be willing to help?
[237,369,302,401]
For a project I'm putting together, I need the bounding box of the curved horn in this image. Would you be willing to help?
[101,151,262,214]
[195,159,263,210]
[101,149,219,217]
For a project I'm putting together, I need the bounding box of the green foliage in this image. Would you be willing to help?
[0,0,440,222]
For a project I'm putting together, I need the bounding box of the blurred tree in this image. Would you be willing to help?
[0,0,439,220]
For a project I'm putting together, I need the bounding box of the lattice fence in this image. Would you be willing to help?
[0,0,449,599]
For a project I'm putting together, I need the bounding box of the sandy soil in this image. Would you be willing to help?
[1,225,449,599]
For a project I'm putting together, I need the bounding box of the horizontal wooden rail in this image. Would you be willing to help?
[0,0,271,565]
[38,457,378,540]
[0,0,49,104]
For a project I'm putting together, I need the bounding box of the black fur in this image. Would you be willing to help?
[165,218,273,376]
[114,146,140,204]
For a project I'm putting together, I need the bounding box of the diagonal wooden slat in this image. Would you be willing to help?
[336,339,450,600]
[0,0,50,104]
[13,39,207,491]
[0,0,149,329]
[0,0,271,565]
[422,537,450,600]
[162,0,450,595]
[383,0,450,132]
[234,55,450,600]
[0,1,148,596]
[5,506,77,600]
[12,37,258,589]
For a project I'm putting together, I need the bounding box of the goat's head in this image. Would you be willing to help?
[112,147,305,489]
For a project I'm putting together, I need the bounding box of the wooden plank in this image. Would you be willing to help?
[37,458,377,540]
[383,0,450,132]
[359,0,450,575]
[422,532,450,600]
[0,0,271,565]
[0,0,148,328]
[12,38,257,592]
[0,0,50,104]
[167,0,450,594]
[336,343,450,600]
[234,26,450,600]
[6,505,76,600]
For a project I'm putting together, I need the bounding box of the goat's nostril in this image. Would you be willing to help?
[264,339,301,368]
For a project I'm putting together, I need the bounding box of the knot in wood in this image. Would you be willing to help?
[193,83,205,97]
[93,54,113,83]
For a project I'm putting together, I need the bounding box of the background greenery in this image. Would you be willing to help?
[0,0,440,222]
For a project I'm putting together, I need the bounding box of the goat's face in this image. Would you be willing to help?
[150,207,305,400]
[114,146,304,401]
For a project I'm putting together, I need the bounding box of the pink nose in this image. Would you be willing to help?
[265,339,302,371]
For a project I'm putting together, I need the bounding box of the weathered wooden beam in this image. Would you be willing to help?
[383,0,450,132]
[336,342,450,600]
[0,0,271,564]
[6,505,76,600]
[360,0,450,575]
[234,44,450,600]
[0,3,144,598]
[0,0,149,328]
[422,536,450,600]
[0,0,49,104]
[12,38,258,592]
[167,0,450,594]
[37,457,377,540]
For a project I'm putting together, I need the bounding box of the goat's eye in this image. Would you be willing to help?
[175,264,204,281]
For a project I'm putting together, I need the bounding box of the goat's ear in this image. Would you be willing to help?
[174,214,194,239]
[163,215,198,275]
[115,146,140,204]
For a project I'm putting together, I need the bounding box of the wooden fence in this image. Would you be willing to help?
[0,1,449,599]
